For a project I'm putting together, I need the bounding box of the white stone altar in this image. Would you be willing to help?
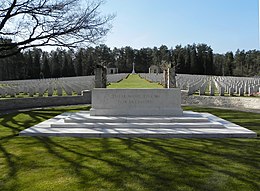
[90,88,183,116]
[20,88,257,138]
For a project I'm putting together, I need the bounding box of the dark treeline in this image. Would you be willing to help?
[0,43,259,81]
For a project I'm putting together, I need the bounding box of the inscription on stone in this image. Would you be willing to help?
[108,94,160,105]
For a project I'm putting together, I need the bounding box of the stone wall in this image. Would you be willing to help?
[0,90,91,111]
[0,90,259,112]
[181,90,260,110]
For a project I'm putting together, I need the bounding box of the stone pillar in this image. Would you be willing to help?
[168,67,176,88]
[163,69,168,88]
[95,65,107,88]
[163,64,176,88]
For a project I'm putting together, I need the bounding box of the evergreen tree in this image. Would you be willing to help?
[26,50,34,79]
[42,52,51,78]
[61,52,70,77]
[50,51,61,78]
[1,42,260,80]
[224,52,234,76]
[86,52,95,75]
[207,48,214,75]
[159,45,169,64]
[67,50,76,77]
[174,45,185,73]
[234,49,246,76]
[196,44,206,74]
[184,45,191,73]
[32,48,41,79]
[213,54,225,76]
[190,45,198,74]
[152,47,160,67]
[75,49,84,76]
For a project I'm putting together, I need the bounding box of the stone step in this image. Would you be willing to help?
[64,112,210,123]
[20,127,256,138]
[51,120,225,129]
[19,111,257,138]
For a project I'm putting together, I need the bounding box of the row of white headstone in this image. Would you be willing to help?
[139,73,260,96]
[0,74,128,98]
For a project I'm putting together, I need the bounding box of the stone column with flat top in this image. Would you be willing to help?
[163,63,176,88]
[168,66,176,88]
[95,65,107,88]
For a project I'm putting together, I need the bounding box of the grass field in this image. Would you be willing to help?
[0,106,259,191]
[108,74,163,88]
[0,75,259,191]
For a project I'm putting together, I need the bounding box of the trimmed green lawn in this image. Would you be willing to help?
[0,106,259,191]
[108,74,163,88]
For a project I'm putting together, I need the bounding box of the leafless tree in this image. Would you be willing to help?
[0,0,114,58]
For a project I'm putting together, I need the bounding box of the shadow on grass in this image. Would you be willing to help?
[128,138,260,189]
[1,136,260,190]
[0,143,18,190]
[0,106,259,191]
[18,136,258,191]
[0,106,92,189]
[184,106,260,136]
[0,105,91,137]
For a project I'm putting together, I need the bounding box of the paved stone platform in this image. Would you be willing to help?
[20,111,257,138]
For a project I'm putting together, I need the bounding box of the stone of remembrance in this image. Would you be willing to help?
[20,88,257,138]
[90,88,183,116]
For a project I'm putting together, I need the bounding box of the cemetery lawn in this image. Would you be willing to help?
[108,74,163,88]
[0,106,259,191]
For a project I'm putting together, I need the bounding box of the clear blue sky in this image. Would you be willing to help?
[100,0,259,54]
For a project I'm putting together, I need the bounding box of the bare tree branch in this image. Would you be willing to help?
[0,0,17,31]
[0,0,114,58]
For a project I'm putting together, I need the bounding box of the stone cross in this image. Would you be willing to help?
[95,65,107,88]
[132,62,136,74]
